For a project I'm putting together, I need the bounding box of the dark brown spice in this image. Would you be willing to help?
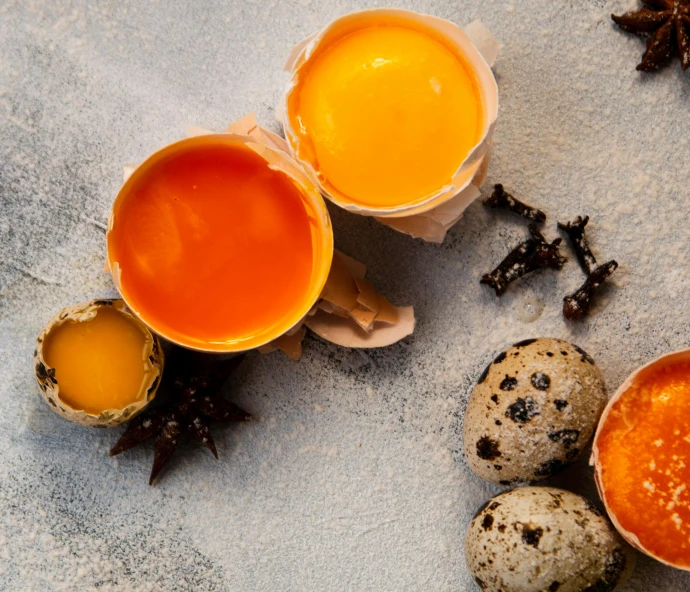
[612,0,690,71]
[557,216,597,274]
[558,216,618,321]
[563,261,619,321]
[110,346,251,485]
[484,184,547,223]
[481,225,566,296]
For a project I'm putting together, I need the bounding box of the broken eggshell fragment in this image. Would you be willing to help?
[34,299,164,428]
[259,250,416,358]
[593,348,690,571]
[281,11,500,242]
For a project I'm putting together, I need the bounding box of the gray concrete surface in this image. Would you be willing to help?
[1,0,690,590]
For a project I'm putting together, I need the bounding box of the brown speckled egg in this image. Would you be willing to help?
[465,487,636,592]
[463,338,607,486]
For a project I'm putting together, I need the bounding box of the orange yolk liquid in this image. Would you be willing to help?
[108,140,315,349]
[291,23,483,208]
[43,308,149,414]
[596,360,690,568]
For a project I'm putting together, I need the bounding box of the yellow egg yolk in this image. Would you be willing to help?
[596,359,690,568]
[43,308,149,414]
[291,23,483,208]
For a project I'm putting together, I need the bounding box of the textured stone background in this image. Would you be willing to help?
[2,0,690,590]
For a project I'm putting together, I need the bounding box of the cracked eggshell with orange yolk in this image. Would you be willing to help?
[593,348,690,571]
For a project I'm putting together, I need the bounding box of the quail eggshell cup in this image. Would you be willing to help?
[34,299,164,428]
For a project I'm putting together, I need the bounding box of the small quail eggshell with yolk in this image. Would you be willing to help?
[463,338,607,486]
[34,299,164,428]
[465,487,636,592]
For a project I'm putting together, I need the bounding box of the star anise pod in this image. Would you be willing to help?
[110,346,252,485]
[612,0,690,71]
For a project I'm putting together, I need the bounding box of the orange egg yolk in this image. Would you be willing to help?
[43,308,149,414]
[596,360,690,568]
[108,140,316,350]
[290,22,483,208]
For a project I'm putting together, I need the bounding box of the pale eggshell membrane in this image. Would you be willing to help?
[592,348,690,571]
[34,299,164,428]
[106,126,334,354]
[259,249,416,358]
[281,10,500,224]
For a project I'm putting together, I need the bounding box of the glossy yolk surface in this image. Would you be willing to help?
[596,360,690,568]
[43,308,149,414]
[292,24,483,208]
[108,141,314,348]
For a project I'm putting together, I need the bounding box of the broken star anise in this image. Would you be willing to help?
[110,346,251,485]
[612,0,690,71]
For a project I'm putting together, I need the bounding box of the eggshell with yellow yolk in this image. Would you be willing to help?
[282,9,499,219]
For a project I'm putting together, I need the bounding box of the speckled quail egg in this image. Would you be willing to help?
[465,487,636,592]
[463,338,607,486]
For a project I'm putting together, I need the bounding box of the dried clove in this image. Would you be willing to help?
[484,184,547,223]
[563,261,618,321]
[558,216,618,321]
[557,216,597,274]
[481,225,567,297]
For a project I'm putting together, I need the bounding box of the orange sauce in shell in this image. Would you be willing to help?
[108,139,317,350]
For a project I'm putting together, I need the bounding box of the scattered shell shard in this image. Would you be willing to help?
[259,250,415,356]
